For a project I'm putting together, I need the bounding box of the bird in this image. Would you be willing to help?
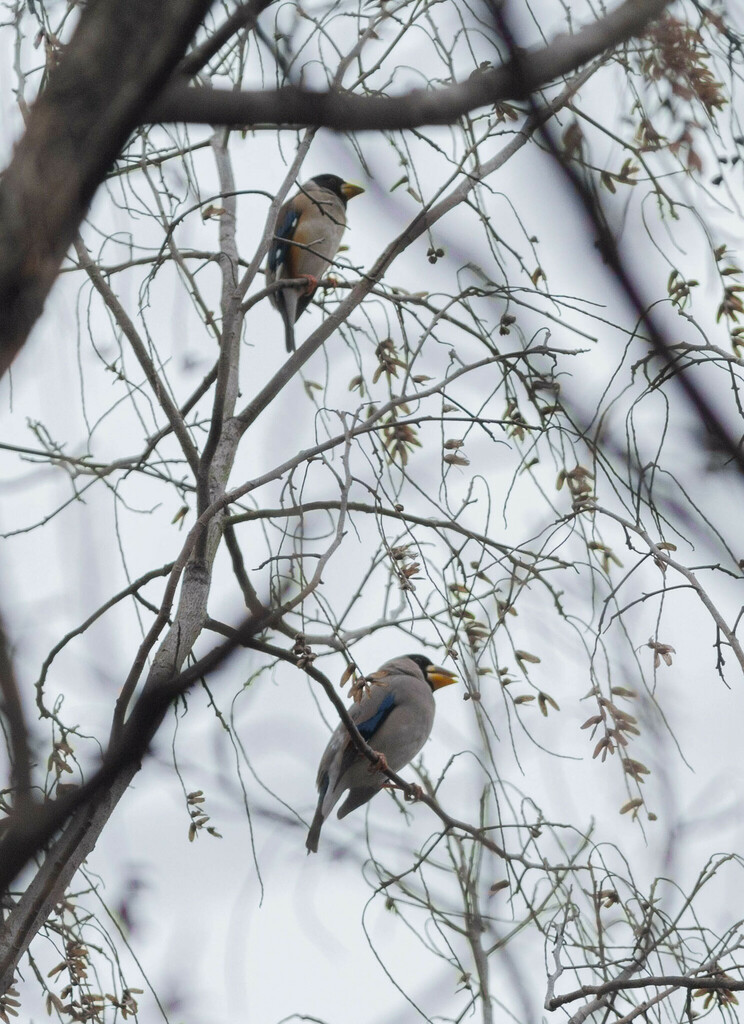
[306,654,457,852]
[267,173,365,353]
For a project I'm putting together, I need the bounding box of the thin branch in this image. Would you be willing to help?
[178,0,273,77]
[74,237,201,477]
[0,605,274,894]
[227,499,566,571]
[549,972,744,1011]
[490,1,744,477]
[35,562,176,720]
[597,506,744,674]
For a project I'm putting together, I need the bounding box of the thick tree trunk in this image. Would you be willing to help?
[0,0,214,376]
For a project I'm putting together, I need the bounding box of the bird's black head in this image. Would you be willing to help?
[405,653,434,678]
[403,653,458,691]
[308,174,365,206]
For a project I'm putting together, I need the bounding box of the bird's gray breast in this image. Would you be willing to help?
[368,674,435,770]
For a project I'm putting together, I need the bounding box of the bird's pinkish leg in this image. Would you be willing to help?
[367,750,390,774]
[300,274,318,294]
[380,780,423,801]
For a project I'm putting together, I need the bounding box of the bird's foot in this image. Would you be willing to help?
[380,780,423,801]
[368,750,390,774]
[300,274,319,295]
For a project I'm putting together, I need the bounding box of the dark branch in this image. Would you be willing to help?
[0,615,31,806]
[489,1,744,478]
[0,605,274,892]
[547,973,744,1010]
[178,0,273,76]
[0,0,215,378]
[147,0,670,129]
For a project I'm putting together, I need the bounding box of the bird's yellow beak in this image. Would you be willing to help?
[341,181,365,200]
[426,665,458,690]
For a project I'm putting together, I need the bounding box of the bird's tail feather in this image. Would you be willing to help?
[306,804,325,853]
[306,774,330,853]
[337,785,380,818]
[281,306,295,353]
[279,288,299,353]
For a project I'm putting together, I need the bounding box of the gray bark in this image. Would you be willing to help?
[0,0,214,376]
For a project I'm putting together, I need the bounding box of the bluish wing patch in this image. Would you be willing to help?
[268,207,300,272]
[357,692,396,741]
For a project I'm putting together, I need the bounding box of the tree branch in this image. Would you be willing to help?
[0,0,215,377]
[73,238,201,478]
[146,0,670,129]
[0,606,275,899]
[0,615,31,807]
[178,0,273,77]
[548,972,744,1011]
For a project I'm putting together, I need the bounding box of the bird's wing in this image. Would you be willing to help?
[354,690,396,741]
[315,684,396,787]
[267,201,301,279]
[330,690,397,789]
[267,200,304,350]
